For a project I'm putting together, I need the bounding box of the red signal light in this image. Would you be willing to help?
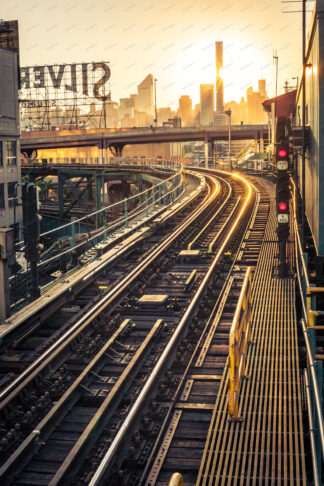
[279,202,288,211]
[278,149,287,158]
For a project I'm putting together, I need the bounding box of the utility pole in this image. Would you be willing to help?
[154,78,158,127]
[273,51,279,97]
[224,109,232,163]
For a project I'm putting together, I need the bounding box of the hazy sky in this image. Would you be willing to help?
[3,0,313,108]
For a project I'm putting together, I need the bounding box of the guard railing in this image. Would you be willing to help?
[168,473,184,486]
[292,177,324,485]
[16,157,186,269]
[21,156,187,171]
[228,266,252,419]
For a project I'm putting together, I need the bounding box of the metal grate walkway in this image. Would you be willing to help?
[196,189,307,485]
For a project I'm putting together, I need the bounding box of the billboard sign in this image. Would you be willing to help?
[20,62,110,101]
[19,61,111,130]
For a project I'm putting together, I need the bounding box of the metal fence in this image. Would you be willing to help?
[18,158,185,269]
[292,177,324,485]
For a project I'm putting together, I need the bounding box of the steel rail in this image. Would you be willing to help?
[0,319,164,482]
[50,176,246,485]
[3,172,204,350]
[139,181,261,486]
[0,172,223,482]
[208,196,241,253]
[48,320,164,486]
[0,173,212,406]
[89,170,253,485]
[187,177,230,250]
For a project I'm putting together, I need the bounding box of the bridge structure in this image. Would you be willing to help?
[20,125,269,160]
[22,158,177,223]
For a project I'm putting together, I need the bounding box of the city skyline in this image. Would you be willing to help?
[2,0,313,109]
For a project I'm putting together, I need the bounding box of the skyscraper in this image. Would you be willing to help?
[200,84,214,126]
[137,74,154,119]
[178,95,193,126]
[246,80,267,124]
[258,79,266,98]
[215,41,224,114]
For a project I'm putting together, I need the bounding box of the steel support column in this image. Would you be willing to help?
[58,172,64,220]
[211,141,215,168]
[204,134,209,168]
[87,176,93,201]
[122,179,128,199]
[95,175,103,228]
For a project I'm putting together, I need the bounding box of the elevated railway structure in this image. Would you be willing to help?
[0,163,321,485]
[20,125,268,160]
[21,158,178,222]
[10,159,188,311]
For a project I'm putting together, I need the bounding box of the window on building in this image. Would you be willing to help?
[0,142,3,166]
[8,182,17,207]
[0,184,4,208]
[6,141,17,166]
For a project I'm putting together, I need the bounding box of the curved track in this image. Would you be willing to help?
[0,169,266,486]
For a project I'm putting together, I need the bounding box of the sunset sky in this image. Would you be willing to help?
[3,0,313,108]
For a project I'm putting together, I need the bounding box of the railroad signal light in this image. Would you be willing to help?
[276,169,290,241]
[278,148,287,158]
[276,116,291,277]
[278,202,288,212]
[276,142,290,169]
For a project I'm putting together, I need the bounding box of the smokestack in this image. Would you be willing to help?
[215,41,224,113]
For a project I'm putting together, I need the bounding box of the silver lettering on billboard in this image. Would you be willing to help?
[19,62,111,100]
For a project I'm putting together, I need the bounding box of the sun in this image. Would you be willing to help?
[163,34,270,108]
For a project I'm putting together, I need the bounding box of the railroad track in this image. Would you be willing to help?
[11,164,183,309]
[0,173,206,381]
[0,169,265,485]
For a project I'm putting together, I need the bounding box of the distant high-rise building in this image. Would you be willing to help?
[178,95,193,126]
[246,80,267,124]
[215,41,224,114]
[130,93,138,111]
[157,107,176,126]
[258,79,266,98]
[137,74,154,121]
[194,103,200,126]
[224,101,241,124]
[119,97,135,121]
[200,84,214,126]
[134,111,149,126]
[240,97,248,124]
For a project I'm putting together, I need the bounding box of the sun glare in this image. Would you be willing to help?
[169,35,268,108]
